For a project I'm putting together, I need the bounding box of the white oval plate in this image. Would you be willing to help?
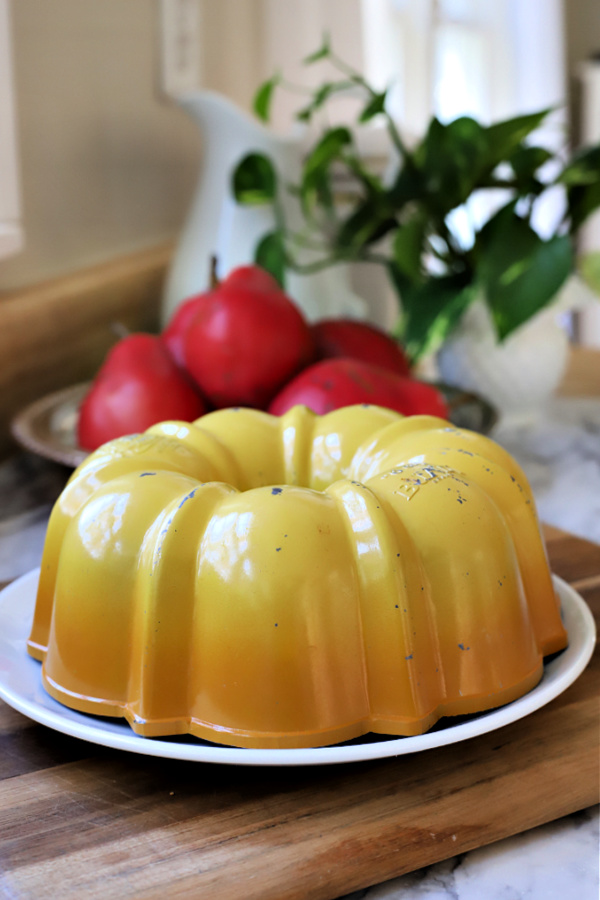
[0,569,595,767]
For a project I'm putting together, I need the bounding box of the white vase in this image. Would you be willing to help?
[162,91,368,327]
[437,300,570,423]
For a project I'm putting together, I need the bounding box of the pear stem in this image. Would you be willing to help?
[110,321,131,340]
[210,255,220,290]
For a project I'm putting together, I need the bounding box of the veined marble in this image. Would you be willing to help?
[343,806,599,899]
[494,398,600,545]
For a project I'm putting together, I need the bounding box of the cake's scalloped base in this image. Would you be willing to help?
[39,656,545,750]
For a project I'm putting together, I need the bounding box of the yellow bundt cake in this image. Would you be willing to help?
[28,405,567,749]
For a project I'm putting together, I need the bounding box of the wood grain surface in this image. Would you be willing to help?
[0,528,598,900]
[559,346,600,397]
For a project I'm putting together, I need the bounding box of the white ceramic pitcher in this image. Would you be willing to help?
[161,91,368,327]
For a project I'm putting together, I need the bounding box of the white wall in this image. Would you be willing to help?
[0,0,22,261]
[0,0,201,291]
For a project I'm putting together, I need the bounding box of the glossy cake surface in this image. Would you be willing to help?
[28,405,568,748]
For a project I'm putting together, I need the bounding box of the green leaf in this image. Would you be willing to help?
[476,199,519,248]
[476,211,573,338]
[342,153,384,196]
[510,145,553,180]
[566,182,600,231]
[390,267,477,362]
[300,127,352,215]
[303,34,331,64]
[557,144,600,186]
[253,74,280,123]
[295,81,354,122]
[232,153,277,206]
[416,117,489,213]
[558,145,600,229]
[485,109,552,161]
[337,198,395,248]
[580,251,600,296]
[393,216,426,282]
[358,91,387,123]
[255,231,287,287]
[305,127,352,172]
[301,169,335,218]
[389,162,425,209]
[314,82,337,107]
[296,106,313,123]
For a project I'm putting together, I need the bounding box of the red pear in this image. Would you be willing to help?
[268,357,449,418]
[311,318,411,376]
[176,265,314,408]
[78,333,206,451]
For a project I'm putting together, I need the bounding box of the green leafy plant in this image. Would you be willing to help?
[232,38,600,362]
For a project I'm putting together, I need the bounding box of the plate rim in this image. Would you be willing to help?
[0,569,595,767]
[10,382,90,468]
[10,380,498,471]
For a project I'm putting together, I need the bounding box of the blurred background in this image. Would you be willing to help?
[0,0,599,460]
[1,1,598,282]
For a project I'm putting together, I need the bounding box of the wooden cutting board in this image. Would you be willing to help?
[0,526,598,900]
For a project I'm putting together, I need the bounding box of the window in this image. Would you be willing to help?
[361,0,566,131]
[360,0,568,247]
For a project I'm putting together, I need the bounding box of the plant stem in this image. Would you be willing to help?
[327,49,408,158]
[280,78,314,97]
[284,244,392,275]
[284,250,356,275]
[357,249,392,266]
[381,111,409,159]
[327,49,366,84]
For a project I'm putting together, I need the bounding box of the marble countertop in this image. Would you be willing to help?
[0,397,598,899]
[494,398,600,546]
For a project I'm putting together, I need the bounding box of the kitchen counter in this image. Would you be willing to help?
[0,398,598,899]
